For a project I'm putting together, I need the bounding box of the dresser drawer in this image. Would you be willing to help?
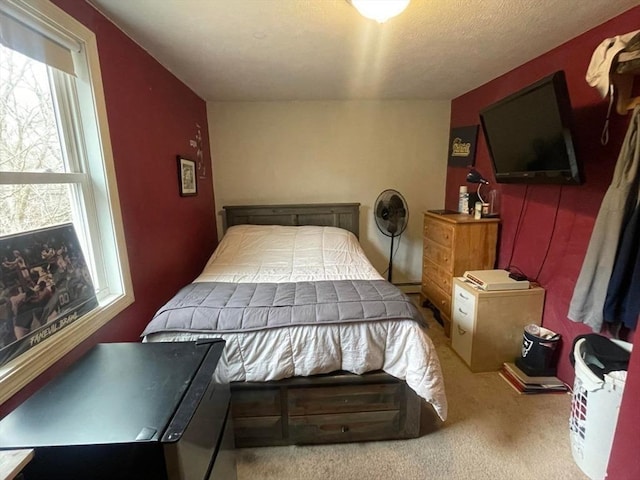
[289,410,400,444]
[423,239,453,272]
[421,279,451,319]
[422,258,452,295]
[288,383,400,415]
[423,219,454,249]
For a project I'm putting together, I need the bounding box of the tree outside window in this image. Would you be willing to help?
[0,0,132,404]
[0,45,74,236]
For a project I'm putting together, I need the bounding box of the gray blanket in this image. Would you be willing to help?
[141,280,425,336]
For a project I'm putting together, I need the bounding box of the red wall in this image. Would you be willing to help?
[0,1,217,415]
[447,7,639,479]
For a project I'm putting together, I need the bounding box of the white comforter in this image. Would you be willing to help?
[195,224,383,283]
[145,225,447,421]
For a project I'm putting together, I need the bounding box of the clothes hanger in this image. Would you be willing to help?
[614,33,640,114]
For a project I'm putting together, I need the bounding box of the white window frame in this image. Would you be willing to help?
[0,0,133,404]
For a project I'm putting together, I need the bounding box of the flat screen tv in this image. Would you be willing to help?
[479,70,582,184]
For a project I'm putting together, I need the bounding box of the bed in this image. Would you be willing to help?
[142,203,447,447]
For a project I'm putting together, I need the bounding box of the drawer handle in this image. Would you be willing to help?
[341,425,350,433]
[459,292,470,300]
[457,326,467,335]
[457,307,468,315]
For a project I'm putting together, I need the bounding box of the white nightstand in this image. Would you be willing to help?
[451,277,545,372]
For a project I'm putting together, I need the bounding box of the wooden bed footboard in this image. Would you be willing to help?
[223,203,423,446]
[230,371,422,447]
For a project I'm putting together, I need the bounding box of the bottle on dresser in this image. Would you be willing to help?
[458,185,469,214]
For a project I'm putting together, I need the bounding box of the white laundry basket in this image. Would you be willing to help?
[569,338,632,480]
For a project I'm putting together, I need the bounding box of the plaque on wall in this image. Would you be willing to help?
[448,125,479,166]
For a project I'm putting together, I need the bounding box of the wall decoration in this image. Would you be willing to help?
[189,123,206,179]
[448,125,479,166]
[0,224,98,366]
[177,156,197,196]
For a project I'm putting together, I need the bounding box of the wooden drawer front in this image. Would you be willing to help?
[231,388,281,417]
[288,383,400,416]
[423,219,454,249]
[422,278,451,319]
[289,410,400,444]
[233,416,283,447]
[423,240,453,272]
[422,259,452,295]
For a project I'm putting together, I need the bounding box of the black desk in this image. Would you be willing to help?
[0,340,235,480]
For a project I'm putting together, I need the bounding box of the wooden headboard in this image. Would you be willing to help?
[223,203,360,238]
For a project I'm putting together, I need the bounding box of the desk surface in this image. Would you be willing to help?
[0,342,222,448]
[0,449,34,480]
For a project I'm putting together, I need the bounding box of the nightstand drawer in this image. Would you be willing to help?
[452,283,476,366]
[453,283,476,313]
[451,316,473,366]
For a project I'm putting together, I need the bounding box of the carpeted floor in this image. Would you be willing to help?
[236,296,588,479]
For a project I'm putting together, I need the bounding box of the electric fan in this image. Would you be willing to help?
[374,189,409,282]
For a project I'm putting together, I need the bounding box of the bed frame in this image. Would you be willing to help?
[224,203,422,447]
[223,202,361,238]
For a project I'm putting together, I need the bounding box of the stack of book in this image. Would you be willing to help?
[499,362,568,394]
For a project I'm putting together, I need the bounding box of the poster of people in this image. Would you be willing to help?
[0,224,97,366]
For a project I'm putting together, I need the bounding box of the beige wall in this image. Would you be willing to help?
[207,100,450,283]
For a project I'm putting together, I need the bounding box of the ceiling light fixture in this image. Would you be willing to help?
[348,0,410,23]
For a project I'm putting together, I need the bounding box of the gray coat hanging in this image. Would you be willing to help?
[568,106,640,332]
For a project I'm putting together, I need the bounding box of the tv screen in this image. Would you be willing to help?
[479,71,582,184]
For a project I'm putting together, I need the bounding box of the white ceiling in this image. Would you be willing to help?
[88,0,638,102]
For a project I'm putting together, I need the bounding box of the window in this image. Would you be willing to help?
[0,0,132,404]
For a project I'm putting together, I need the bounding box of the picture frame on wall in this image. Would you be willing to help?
[448,125,479,167]
[177,156,197,197]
